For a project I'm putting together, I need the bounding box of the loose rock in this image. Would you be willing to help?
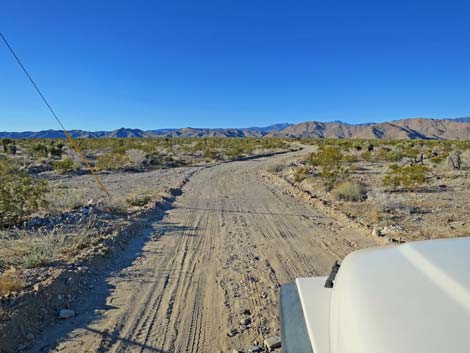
[227,328,238,337]
[264,335,282,351]
[372,226,383,237]
[58,309,75,319]
[240,317,251,325]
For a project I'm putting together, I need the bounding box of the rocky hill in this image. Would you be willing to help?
[1,119,469,139]
[269,118,470,140]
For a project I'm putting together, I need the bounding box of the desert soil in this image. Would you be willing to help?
[29,150,377,353]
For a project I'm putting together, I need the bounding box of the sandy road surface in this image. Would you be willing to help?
[33,151,377,353]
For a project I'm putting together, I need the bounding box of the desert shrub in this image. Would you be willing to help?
[294,166,310,182]
[430,153,448,165]
[266,163,285,173]
[360,151,373,161]
[226,146,244,159]
[320,165,349,190]
[331,181,367,201]
[22,240,55,268]
[343,154,359,163]
[0,272,24,295]
[383,164,430,189]
[204,148,219,161]
[53,158,79,174]
[46,187,88,214]
[127,193,152,207]
[377,147,403,162]
[95,152,130,170]
[0,220,105,268]
[32,142,49,157]
[1,139,17,155]
[308,146,348,189]
[308,146,343,167]
[1,139,13,152]
[98,197,128,214]
[0,158,48,226]
[48,141,64,157]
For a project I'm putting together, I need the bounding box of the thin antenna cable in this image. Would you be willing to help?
[0,31,110,197]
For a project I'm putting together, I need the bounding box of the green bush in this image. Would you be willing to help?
[53,158,79,174]
[308,146,343,167]
[383,164,430,189]
[331,181,367,201]
[343,154,359,163]
[32,142,49,157]
[320,165,349,190]
[1,139,17,155]
[0,159,48,225]
[377,147,403,162]
[1,139,13,152]
[308,146,348,189]
[294,166,310,182]
[48,141,64,157]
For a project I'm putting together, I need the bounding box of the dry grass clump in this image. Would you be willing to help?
[331,181,367,202]
[0,271,24,296]
[45,186,90,214]
[266,163,285,173]
[0,220,105,269]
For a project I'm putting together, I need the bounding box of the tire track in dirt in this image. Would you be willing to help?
[38,149,377,353]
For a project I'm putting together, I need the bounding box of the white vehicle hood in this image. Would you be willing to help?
[328,237,470,353]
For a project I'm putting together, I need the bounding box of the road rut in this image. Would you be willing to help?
[37,151,377,353]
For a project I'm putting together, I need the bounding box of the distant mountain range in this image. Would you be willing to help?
[1,118,470,140]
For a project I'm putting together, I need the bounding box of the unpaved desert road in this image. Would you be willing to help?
[33,151,377,353]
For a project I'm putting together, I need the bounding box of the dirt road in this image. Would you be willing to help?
[33,151,376,353]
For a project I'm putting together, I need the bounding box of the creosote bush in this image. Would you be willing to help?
[53,158,79,174]
[306,146,348,189]
[0,158,48,225]
[383,164,430,189]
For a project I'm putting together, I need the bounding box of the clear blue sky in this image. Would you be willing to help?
[1,1,469,131]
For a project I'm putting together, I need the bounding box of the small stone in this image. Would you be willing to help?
[248,346,261,353]
[372,227,383,237]
[227,328,237,337]
[264,335,282,351]
[77,266,89,273]
[241,308,251,315]
[239,324,247,331]
[240,317,251,325]
[58,309,75,319]
[33,283,43,292]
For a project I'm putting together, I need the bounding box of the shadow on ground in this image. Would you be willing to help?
[26,209,199,353]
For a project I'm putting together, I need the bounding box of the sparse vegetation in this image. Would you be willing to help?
[0,158,48,226]
[269,138,470,242]
[383,164,430,189]
[0,220,105,269]
[307,146,349,189]
[53,158,80,174]
[331,181,367,201]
